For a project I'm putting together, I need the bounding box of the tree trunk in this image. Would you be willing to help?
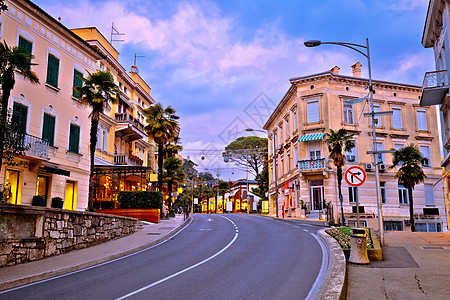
[408,186,415,232]
[88,111,99,211]
[337,165,345,226]
[167,179,173,214]
[157,142,164,192]
[222,192,225,213]
[0,68,14,177]
[215,192,217,214]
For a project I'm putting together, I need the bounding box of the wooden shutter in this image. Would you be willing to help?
[12,102,28,134]
[42,113,56,146]
[18,36,32,71]
[73,69,83,98]
[46,54,59,88]
[69,124,80,153]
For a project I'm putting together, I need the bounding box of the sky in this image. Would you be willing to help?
[33,0,434,180]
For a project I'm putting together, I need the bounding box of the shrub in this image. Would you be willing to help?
[117,191,163,209]
[32,195,46,207]
[51,197,64,208]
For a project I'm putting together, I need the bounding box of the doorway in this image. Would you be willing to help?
[5,169,21,204]
[64,180,77,210]
[309,179,324,212]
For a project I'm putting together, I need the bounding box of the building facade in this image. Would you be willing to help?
[0,0,102,210]
[264,63,447,232]
[421,0,450,230]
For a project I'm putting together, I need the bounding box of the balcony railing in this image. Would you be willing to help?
[421,70,449,106]
[114,153,144,166]
[298,157,327,171]
[115,113,145,131]
[25,134,49,159]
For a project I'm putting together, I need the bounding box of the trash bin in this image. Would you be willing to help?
[349,227,369,264]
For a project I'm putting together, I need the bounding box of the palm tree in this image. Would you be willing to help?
[74,71,119,211]
[143,103,180,192]
[218,180,232,213]
[163,156,185,214]
[0,41,39,175]
[391,144,426,232]
[324,129,355,226]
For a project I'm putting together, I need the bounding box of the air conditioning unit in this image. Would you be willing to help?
[294,179,300,185]
[379,163,387,171]
[288,182,294,188]
[365,163,373,171]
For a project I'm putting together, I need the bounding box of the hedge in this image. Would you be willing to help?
[117,191,163,209]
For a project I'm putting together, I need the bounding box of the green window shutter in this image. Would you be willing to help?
[12,102,28,134]
[69,124,80,153]
[18,36,32,71]
[42,113,56,146]
[72,69,83,98]
[46,54,59,88]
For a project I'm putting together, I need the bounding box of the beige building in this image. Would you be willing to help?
[71,28,157,209]
[264,63,447,232]
[0,0,102,210]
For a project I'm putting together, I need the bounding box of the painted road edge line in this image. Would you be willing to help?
[305,232,329,300]
[115,215,239,300]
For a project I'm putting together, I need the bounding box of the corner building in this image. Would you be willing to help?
[264,64,447,232]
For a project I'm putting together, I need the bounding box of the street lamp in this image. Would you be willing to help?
[246,128,278,218]
[304,38,385,245]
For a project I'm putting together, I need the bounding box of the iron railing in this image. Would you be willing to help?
[422,70,448,89]
[25,134,49,159]
[115,113,145,131]
[298,157,327,171]
[114,153,143,166]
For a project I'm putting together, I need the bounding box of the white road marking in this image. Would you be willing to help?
[294,225,301,228]
[115,216,239,300]
[207,218,213,222]
[302,229,308,232]
[199,229,212,231]
[305,232,328,300]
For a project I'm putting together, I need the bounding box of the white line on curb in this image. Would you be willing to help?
[305,232,329,300]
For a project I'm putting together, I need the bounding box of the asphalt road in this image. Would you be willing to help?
[0,214,326,300]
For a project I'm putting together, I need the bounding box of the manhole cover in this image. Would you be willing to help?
[423,246,444,249]
[147,233,161,235]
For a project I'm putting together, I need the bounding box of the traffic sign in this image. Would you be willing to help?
[345,166,366,187]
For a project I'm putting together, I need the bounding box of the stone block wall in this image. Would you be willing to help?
[0,204,137,267]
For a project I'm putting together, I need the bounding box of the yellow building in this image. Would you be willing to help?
[0,0,103,210]
[264,63,447,232]
[71,27,157,209]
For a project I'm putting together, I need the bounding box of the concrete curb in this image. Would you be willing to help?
[315,228,347,300]
[0,216,192,291]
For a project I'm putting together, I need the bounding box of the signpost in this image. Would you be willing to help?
[345,166,366,227]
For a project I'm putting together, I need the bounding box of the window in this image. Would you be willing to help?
[18,36,32,71]
[310,150,321,160]
[343,101,354,124]
[417,110,427,131]
[373,104,381,127]
[416,223,441,232]
[73,69,83,98]
[380,182,387,204]
[68,124,80,154]
[419,145,431,167]
[102,128,107,151]
[285,118,289,139]
[42,113,55,146]
[293,110,297,131]
[392,107,402,129]
[398,184,408,205]
[287,153,291,170]
[279,124,283,142]
[280,156,284,175]
[384,221,404,231]
[273,131,278,148]
[376,141,384,163]
[12,102,28,134]
[46,54,60,88]
[346,141,357,162]
[424,184,435,206]
[294,145,298,168]
[96,128,101,149]
[348,186,358,203]
[307,99,319,123]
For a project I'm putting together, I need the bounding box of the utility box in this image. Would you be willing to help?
[349,228,370,264]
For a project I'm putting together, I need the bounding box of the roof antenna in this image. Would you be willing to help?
[131,53,145,73]
[110,22,125,44]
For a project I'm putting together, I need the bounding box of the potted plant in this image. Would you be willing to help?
[32,195,47,207]
[51,197,64,209]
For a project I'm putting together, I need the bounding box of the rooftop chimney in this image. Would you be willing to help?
[331,66,340,75]
[351,62,362,77]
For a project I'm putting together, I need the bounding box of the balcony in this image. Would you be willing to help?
[115,113,146,142]
[22,134,50,160]
[114,153,144,166]
[420,70,449,106]
[298,157,327,171]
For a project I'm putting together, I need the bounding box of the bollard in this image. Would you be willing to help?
[349,227,370,264]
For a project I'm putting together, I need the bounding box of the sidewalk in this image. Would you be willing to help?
[347,231,450,300]
[0,214,190,291]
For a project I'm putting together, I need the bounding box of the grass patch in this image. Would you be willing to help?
[325,227,373,249]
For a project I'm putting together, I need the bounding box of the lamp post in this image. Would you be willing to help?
[246,128,278,218]
[304,38,384,244]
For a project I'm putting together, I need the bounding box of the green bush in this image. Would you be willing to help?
[117,191,163,209]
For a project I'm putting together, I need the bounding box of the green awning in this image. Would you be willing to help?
[298,133,325,142]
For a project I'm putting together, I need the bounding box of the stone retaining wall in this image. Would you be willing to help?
[0,204,137,267]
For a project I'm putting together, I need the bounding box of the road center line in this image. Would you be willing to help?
[115,216,239,300]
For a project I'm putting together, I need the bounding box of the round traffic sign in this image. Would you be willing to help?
[344,166,366,187]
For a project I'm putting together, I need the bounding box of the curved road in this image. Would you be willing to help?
[0,214,326,300]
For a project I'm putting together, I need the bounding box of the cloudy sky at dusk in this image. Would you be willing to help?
[34,0,434,180]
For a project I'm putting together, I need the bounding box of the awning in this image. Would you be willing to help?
[298,133,325,142]
[44,166,71,177]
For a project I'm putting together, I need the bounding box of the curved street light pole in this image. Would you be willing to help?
[305,38,384,244]
[246,128,278,218]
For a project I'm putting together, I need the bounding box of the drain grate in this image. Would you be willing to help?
[423,246,444,250]
[147,233,161,235]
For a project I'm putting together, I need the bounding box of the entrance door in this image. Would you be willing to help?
[5,170,20,204]
[310,186,323,211]
[64,180,77,210]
